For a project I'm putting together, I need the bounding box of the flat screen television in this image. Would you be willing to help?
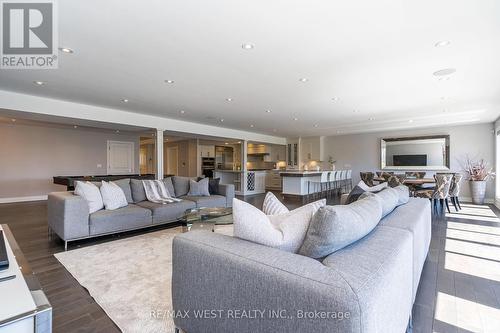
[393,154,427,166]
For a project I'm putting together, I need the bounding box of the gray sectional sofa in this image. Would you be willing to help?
[48,176,234,250]
[171,197,431,333]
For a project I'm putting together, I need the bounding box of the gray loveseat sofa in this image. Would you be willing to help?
[171,197,431,333]
[48,176,234,250]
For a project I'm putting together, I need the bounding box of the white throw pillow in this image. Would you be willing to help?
[233,197,326,253]
[74,181,103,213]
[263,191,326,216]
[393,185,410,205]
[357,180,388,192]
[100,181,128,210]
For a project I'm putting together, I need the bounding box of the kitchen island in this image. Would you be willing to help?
[214,170,267,195]
[280,171,331,201]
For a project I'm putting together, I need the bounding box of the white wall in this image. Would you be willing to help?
[0,122,140,200]
[321,123,496,201]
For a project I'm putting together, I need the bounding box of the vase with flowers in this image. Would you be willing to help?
[463,157,495,204]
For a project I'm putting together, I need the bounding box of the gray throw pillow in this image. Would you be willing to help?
[113,178,133,203]
[360,187,399,217]
[299,195,383,259]
[172,176,194,197]
[130,179,147,203]
[187,178,210,196]
[162,177,176,197]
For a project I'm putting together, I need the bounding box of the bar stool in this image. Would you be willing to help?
[307,172,330,202]
[346,169,353,191]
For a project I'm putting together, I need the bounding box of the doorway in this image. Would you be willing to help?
[107,141,134,175]
[166,146,179,176]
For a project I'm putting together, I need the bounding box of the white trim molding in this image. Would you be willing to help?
[0,90,286,145]
[0,195,48,204]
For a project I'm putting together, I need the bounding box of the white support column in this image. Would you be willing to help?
[156,129,164,180]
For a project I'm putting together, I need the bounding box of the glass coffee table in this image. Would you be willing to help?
[181,207,233,232]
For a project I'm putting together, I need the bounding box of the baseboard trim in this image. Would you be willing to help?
[0,195,48,204]
[459,196,495,204]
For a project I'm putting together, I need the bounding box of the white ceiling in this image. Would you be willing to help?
[0,0,499,137]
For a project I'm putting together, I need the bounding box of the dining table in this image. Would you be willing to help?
[373,177,436,195]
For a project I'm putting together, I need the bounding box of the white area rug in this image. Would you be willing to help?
[54,225,233,333]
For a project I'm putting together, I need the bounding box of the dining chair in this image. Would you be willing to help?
[387,175,405,188]
[405,171,426,179]
[449,173,463,211]
[339,170,347,193]
[360,172,375,187]
[414,174,453,214]
[328,171,338,197]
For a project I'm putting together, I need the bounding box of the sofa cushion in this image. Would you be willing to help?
[163,177,176,197]
[360,187,399,217]
[89,204,152,235]
[380,197,432,302]
[113,178,133,203]
[180,195,226,208]
[136,200,196,224]
[321,226,413,332]
[130,179,147,203]
[187,178,210,196]
[172,176,197,197]
[299,195,383,258]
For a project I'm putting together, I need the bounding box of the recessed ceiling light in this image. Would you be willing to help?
[116,130,120,133]
[368,117,375,121]
[250,124,254,128]
[408,119,414,123]
[220,118,224,122]
[73,125,78,128]
[33,81,45,86]
[433,68,456,76]
[313,124,319,128]
[179,110,185,114]
[266,110,272,113]
[435,40,450,47]
[293,117,299,121]
[224,142,229,145]
[59,47,74,53]
[165,80,174,84]
[121,99,129,103]
[241,43,254,50]
[11,119,16,122]
[332,97,339,101]
[225,98,232,102]
[299,78,308,82]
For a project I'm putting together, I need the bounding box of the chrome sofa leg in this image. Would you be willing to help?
[64,240,68,251]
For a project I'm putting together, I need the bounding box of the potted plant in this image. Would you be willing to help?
[328,156,337,170]
[463,158,495,205]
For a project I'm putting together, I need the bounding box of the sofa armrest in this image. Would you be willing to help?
[48,192,90,241]
[172,231,360,333]
[217,184,235,207]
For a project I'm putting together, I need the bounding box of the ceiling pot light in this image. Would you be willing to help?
[241,43,254,50]
[408,119,414,123]
[59,47,74,53]
[179,110,185,114]
[11,119,16,122]
[165,80,174,84]
[33,81,45,86]
[433,68,456,76]
[250,124,254,128]
[116,130,120,133]
[434,40,450,47]
[225,98,232,102]
[266,110,272,113]
[224,142,229,145]
[220,118,224,122]
[299,78,308,82]
[368,117,375,121]
[313,124,319,128]
[332,97,339,101]
[293,117,299,121]
[73,125,78,128]
[121,99,129,103]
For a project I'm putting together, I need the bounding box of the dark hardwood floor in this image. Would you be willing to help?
[1,194,499,333]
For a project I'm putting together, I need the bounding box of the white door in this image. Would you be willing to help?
[107,141,135,174]
[166,146,179,175]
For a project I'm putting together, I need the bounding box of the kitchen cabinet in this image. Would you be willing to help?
[264,145,287,162]
[286,139,299,167]
[199,145,215,157]
[265,170,282,190]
